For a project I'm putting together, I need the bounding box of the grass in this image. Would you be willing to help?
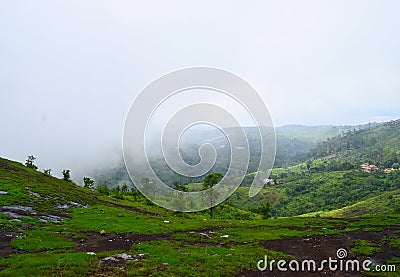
[348,215,400,228]
[318,189,400,218]
[350,240,382,256]
[171,223,356,245]
[0,157,97,214]
[0,251,98,277]
[384,237,400,248]
[172,227,310,244]
[1,157,399,276]
[64,204,223,234]
[363,227,384,232]
[125,240,290,276]
[63,202,350,235]
[10,230,75,252]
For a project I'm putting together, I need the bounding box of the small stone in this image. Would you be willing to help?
[199,232,212,239]
[104,256,118,261]
[28,191,41,198]
[117,253,132,260]
[368,259,380,266]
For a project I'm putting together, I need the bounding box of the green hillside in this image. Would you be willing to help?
[1,156,399,276]
[309,119,400,170]
[316,189,400,218]
[0,157,97,214]
[223,120,400,217]
[226,169,400,217]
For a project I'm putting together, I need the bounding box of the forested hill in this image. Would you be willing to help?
[274,124,364,167]
[308,119,400,170]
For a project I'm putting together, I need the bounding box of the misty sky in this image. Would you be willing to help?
[1,1,400,181]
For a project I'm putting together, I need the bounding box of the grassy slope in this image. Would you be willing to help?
[0,157,97,213]
[311,189,400,218]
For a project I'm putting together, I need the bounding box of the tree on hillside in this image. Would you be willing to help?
[250,203,271,219]
[43,169,52,176]
[131,186,140,201]
[62,169,71,182]
[83,176,95,189]
[141,177,157,198]
[306,160,312,171]
[114,185,121,194]
[121,183,128,194]
[174,181,188,192]
[96,182,110,196]
[25,155,38,170]
[203,173,223,217]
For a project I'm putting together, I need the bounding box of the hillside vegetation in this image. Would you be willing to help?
[0,157,96,215]
[315,189,400,218]
[93,120,400,218]
[1,119,399,276]
[2,157,398,276]
[309,119,400,170]
[230,120,400,217]
[226,169,400,217]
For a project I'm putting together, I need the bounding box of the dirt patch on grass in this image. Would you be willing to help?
[0,231,21,257]
[237,226,399,276]
[0,160,17,171]
[261,226,398,261]
[75,226,227,252]
[75,232,171,252]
